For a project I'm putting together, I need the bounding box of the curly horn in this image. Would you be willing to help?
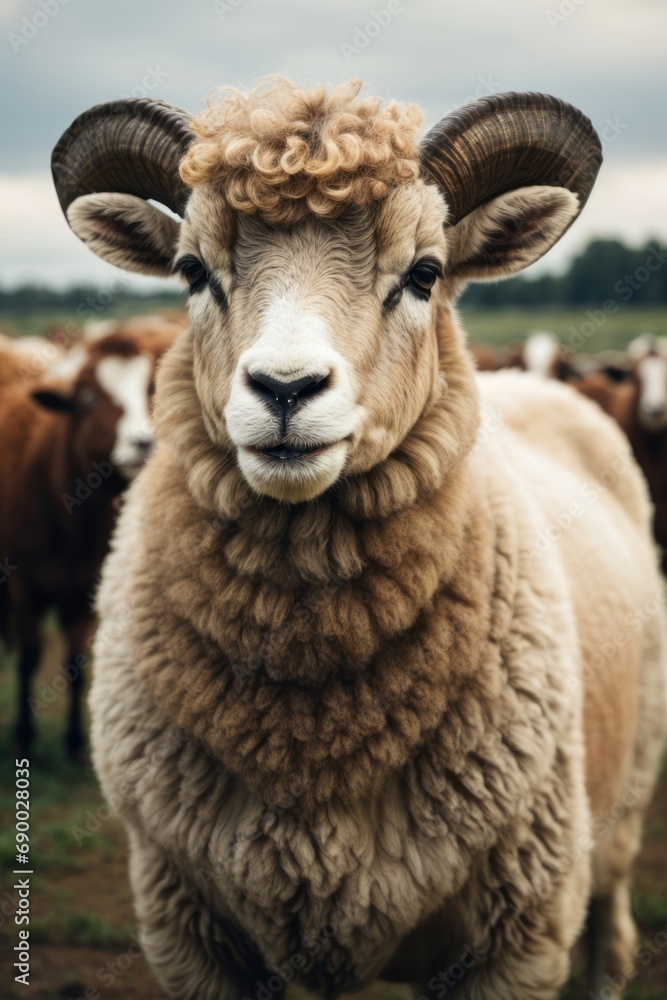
[420,91,602,226]
[52,98,194,220]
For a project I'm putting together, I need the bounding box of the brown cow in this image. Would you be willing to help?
[470,332,577,379]
[0,322,179,759]
[508,330,577,379]
[0,333,54,386]
[0,335,26,385]
[573,337,667,568]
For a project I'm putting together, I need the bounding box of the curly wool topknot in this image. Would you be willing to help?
[179,78,424,225]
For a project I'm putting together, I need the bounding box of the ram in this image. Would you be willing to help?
[52,80,666,999]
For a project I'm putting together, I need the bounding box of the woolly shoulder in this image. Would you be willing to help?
[475,369,653,531]
[90,463,180,815]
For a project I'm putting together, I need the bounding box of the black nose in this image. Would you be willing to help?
[248,371,328,421]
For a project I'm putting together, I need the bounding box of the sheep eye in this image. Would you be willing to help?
[407,261,441,300]
[176,255,209,295]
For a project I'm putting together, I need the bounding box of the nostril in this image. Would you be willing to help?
[297,374,330,402]
[247,371,329,417]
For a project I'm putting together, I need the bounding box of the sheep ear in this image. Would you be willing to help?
[446,185,579,282]
[66,193,180,277]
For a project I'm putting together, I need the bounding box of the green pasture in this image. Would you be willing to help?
[3,300,667,354]
[0,294,184,339]
[461,305,667,351]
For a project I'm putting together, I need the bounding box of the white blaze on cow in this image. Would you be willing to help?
[636,352,667,431]
[523,331,561,378]
[96,353,154,478]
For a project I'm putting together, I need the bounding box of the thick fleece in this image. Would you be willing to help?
[91,344,666,999]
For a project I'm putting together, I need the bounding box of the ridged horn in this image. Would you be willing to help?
[51,99,194,220]
[420,92,602,226]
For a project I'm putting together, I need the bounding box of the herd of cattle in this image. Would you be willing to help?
[0,312,186,759]
[1,316,666,759]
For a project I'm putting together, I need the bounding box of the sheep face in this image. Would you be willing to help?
[66,176,583,509]
[54,83,602,508]
[177,179,447,503]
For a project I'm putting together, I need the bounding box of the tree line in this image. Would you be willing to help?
[461,237,667,308]
[0,283,185,313]
[1,237,666,313]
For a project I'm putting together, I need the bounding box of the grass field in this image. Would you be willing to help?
[461,305,667,350]
[1,633,667,999]
[0,296,185,339]
[2,301,667,353]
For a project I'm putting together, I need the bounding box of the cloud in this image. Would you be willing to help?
[0,0,665,284]
[531,160,667,274]
[0,172,172,290]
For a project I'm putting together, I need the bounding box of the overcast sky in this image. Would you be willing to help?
[0,0,665,290]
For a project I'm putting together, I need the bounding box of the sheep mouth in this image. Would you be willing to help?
[251,442,331,461]
[238,440,349,501]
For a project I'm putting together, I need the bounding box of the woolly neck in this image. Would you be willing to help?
[153,317,480,522]
[132,325,506,805]
[132,453,499,806]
